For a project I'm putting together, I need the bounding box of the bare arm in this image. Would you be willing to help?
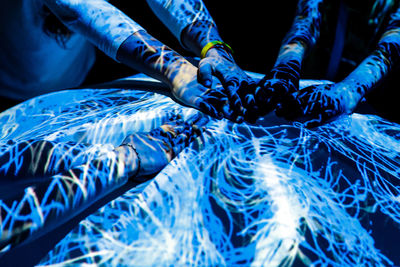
[146,0,254,122]
[0,142,136,250]
[254,0,326,117]
[0,118,200,250]
[276,6,400,128]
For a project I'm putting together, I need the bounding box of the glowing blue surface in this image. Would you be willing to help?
[1,77,400,266]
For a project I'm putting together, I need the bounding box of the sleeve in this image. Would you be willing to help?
[43,0,145,60]
[145,0,215,41]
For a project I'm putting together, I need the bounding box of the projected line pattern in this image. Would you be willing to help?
[0,81,399,266]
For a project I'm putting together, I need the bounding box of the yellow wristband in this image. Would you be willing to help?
[200,41,234,59]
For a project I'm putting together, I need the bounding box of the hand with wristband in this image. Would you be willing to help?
[181,20,256,123]
[117,31,230,119]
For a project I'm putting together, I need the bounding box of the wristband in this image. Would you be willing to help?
[200,41,234,59]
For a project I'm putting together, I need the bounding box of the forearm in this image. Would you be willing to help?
[116,31,193,88]
[340,8,400,98]
[0,140,117,178]
[273,0,326,70]
[0,141,87,177]
[181,20,224,56]
[146,0,216,51]
[340,53,390,101]
[0,145,138,249]
[43,0,144,59]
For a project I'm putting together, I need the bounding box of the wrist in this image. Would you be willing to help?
[334,81,365,112]
[200,41,234,59]
[114,144,141,178]
[339,77,367,97]
[181,20,222,54]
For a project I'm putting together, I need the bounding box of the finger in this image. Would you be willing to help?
[242,93,258,122]
[219,98,244,123]
[210,69,245,110]
[227,85,246,118]
[302,106,338,128]
[168,123,202,156]
[167,113,182,122]
[186,112,207,126]
[160,124,185,138]
[238,79,256,97]
[202,93,227,107]
[221,104,234,120]
[254,84,277,113]
[191,124,203,136]
[198,60,213,87]
[204,89,231,116]
[221,103,240,122]
[273,81,292,100]
[214,76,245,118]
[244,93,256,107]
[235,115,244,123]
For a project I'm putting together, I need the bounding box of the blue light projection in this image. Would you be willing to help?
[1,76,400,266]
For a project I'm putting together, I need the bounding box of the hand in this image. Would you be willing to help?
[119,116,202,177]
[199,46,256,122]
[168,62,233,120]
[253,59,301,118]
[116,32,230,121]
[276,83,363,128]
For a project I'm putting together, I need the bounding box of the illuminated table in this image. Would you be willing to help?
[1,74,399,266]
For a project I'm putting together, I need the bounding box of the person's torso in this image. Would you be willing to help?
[0,0,95,100]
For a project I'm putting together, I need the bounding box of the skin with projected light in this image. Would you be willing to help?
[39,0,249,122]
[0,117,202,250]
[249,0,400,127]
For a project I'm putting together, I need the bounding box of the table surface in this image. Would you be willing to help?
[0,74,399,266]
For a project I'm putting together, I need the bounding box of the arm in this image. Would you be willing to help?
[276,6,400,128]
[146,0,255,122]
[0,143,136,250]
[43,0,144,60]
[254,0,326,117]
[0,118,200,250]
[43,0,228,118]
